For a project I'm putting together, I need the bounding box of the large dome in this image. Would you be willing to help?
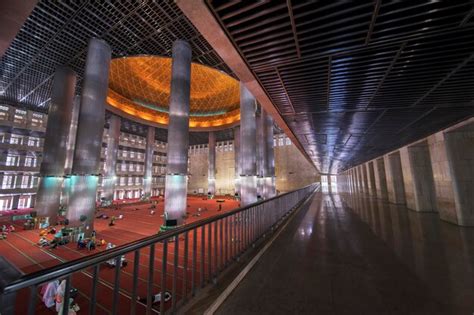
[107,55,240,130]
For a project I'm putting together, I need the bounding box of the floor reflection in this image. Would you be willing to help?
[341,192,474,315]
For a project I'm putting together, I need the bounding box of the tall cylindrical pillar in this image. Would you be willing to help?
[164,40,192,227]
[240,82,257,206]
[102,115,121,203]
[264,110,276,198]
[256,110,266,199]
[208,131,216,196]
[36,67,77,224]
[67,38,111,235]
[143,126,155,198]
[234,126,241,197]
[61,95,80,208]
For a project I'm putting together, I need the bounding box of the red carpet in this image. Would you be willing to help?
[0,196,239,314]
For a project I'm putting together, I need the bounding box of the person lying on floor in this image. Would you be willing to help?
[137,291,172,305]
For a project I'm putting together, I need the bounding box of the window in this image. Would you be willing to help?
[13,109,27,124]
[24,157,37,167]
[21,175,30,188]
[0,106,9,121]
[2,175,14,189]
[28,137,40,147]
[130,151,135,158]
[10,135,22,145]
[278,137,284,146]
[6,155,20,166]
[31,113,44,127]
[119,177,125,186]
[0,198,10,210]
[285,137,291,145]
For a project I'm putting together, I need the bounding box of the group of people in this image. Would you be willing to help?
[37,228,69,249]
[0,224,15,239]
[77,231,107,251]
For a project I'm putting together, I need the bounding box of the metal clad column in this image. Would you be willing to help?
[61,95,80,208]
[234,126,241,197]
[164,40,192,227]
[143,126,155,198]
[264,110,276,198]
[256,110,266,198]
[36,67,76,224]
[240,82,257,206]
[67,38,111,235]
[103,115,121,202]
[208,131,216,195]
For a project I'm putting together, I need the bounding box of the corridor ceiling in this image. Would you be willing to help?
[206,0,474,173]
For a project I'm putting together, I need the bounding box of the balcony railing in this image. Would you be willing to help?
[0,183,318,315]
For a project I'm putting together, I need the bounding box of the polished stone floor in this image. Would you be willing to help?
[216,191,474,315]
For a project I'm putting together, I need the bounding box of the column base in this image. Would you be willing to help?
[159,219,180,232]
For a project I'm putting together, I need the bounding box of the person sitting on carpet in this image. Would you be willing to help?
[105,243,127,268]
[38,236,49,247]
[77,236,86,249]
[97,238,106,246]
[9,225,15,232]
[39,229,48,236]
[118,214,123,219]
[1,225,7,233]
[86,238,96,251]
[150,210,155,215]
[0,232,7,240]
[137,291,172,305]
[109,216,116,226]
[50,230,64,249]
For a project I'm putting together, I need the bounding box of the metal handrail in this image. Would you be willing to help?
[1,182,319,315]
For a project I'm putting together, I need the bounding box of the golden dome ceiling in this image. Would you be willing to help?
[107,56,240,129]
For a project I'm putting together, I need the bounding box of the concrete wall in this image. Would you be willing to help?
[428,131,458,223]
[188,152,208,194]
[215,150,235,195]
[400,141,437,212]
[188,140,319,195]
[274,142,319,192]
[344,117,473,227]
[443,122,474,225]
[384,152,406,204]
[373,157,388,200]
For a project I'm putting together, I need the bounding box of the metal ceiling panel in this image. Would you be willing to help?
[208,0,474,173]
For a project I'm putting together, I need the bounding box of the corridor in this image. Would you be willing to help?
[216,192,474,315]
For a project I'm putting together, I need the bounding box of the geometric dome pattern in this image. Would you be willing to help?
[107,56,240,129]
